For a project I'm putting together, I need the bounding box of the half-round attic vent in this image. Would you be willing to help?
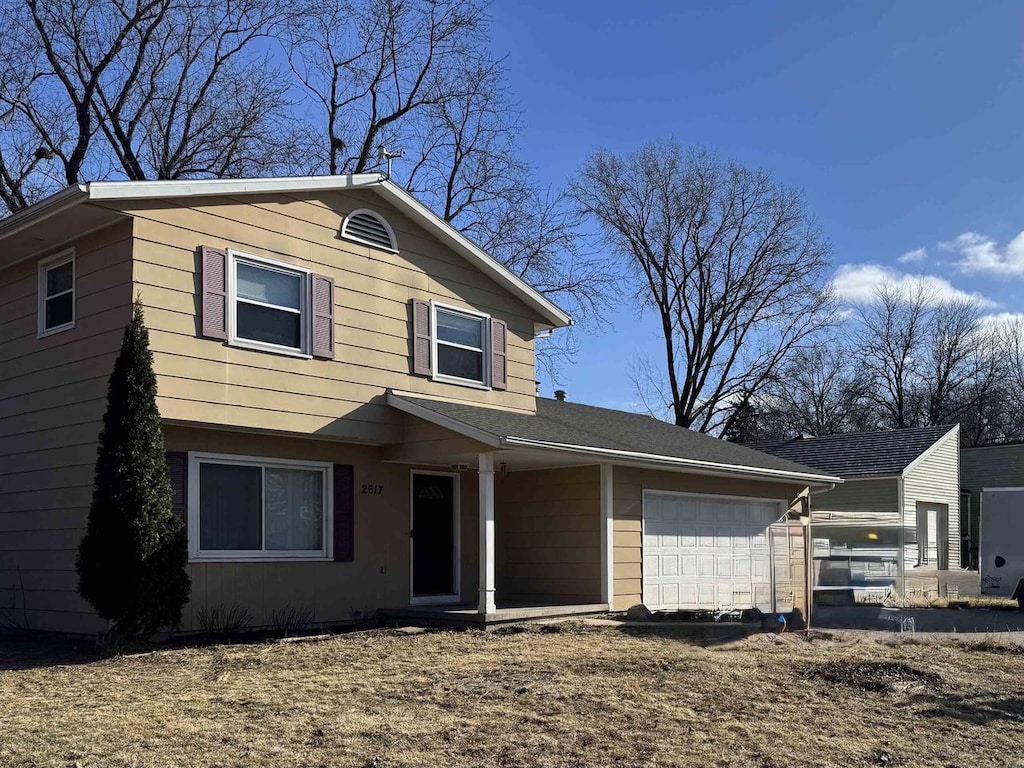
[340,209,398,252]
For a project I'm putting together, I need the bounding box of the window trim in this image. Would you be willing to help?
[430,300,490,390]
[227,249,312,359]
[340,208,399,253]
[187,452,333,562]
[37,248,76,338]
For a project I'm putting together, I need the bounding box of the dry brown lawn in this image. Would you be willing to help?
[1,623,1022,768]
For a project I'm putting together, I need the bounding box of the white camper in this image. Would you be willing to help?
[980,488,1024,608]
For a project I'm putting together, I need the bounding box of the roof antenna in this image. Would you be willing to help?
[377,144,404,179]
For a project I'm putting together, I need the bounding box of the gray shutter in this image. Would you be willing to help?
[201,246,228,340]
[490,318,508,390]
[311,274,335,359]
[411,299,431,376]
[333,464,355,562]
[166,451,188,524]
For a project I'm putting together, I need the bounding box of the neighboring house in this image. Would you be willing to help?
[961,442,1024,570]
[751,426,975,602]
[0,175,839,635]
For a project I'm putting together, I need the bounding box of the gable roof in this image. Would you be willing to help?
[0,174,571,329]
[747,425,958,478]
[388,391,841,485]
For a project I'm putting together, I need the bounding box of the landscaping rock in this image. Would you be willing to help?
[625,604,654,621]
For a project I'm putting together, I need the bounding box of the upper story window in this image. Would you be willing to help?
[340,209,398,252]
[37,249,75,337]
[188,452,331,561]
[229,251,310,357]
[432,303,488,387]
[410,298,508,391]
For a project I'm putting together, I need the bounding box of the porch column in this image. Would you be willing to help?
[600,463,614,610]
[478,452,496,614]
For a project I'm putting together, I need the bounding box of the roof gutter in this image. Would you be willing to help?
[0,184,88,240]
[499,435,844,486]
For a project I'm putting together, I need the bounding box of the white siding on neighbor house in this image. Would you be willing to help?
[902,427,960,571]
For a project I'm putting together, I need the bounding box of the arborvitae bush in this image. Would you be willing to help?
[77,300,190,640]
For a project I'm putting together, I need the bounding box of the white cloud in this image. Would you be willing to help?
[896,247,927,265]
[979,312,1024,330]
[830,264,996,307]
[945,231,1024,276]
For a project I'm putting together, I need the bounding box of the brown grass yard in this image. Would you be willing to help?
[1,624,1023,768]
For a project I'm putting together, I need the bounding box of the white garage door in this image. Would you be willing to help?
[642,492,781,611]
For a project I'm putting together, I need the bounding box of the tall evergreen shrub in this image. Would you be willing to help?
[77,300,190,639]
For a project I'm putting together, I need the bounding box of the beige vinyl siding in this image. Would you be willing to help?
[611,466,805,611]
[164,425,480,631]
[495,466,601,604]
[903,427,960,571]
[0,221,134,634]
[110,190,542,444]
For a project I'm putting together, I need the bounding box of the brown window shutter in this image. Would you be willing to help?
[410,299,432,376]
[311,274,335,359]
[490,318,508,390]
[333,464,355,562]
[165,451,188,524]
[201,245,228,340]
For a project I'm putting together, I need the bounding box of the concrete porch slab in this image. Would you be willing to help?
[379,602,608,628]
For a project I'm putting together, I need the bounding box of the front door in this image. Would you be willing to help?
[410,472,459,603]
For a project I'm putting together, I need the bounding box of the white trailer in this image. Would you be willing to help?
[980,488,1024,608]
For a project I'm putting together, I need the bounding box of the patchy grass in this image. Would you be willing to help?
[1,624,1023,767]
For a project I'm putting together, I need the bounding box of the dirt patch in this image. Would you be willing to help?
[801,659,943,694]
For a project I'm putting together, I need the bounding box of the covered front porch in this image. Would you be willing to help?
[382,435,617,620]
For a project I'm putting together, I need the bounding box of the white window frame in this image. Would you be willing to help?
[916,503,942,567]
[228,249,312,358]
[430,300,490,390]
[340,208,399,253]
[187,451,333,562]
[37,248,76,338]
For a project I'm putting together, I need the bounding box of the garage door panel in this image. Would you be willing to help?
[643,492,779,612]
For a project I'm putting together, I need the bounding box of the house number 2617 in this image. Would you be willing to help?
[361,484,383,495]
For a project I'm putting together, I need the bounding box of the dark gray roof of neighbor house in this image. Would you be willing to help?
[388,392,840,482]
[747,425,957,478]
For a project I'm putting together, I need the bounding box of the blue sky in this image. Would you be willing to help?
[485,1,1024,409]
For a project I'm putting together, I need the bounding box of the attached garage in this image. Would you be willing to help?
[642,492,785,611]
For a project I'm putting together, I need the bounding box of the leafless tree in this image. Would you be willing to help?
[855,281,931,429]
[572,142,835,432]
[0,0,295,208]
[288,0,613,379]
[757,341,873,438]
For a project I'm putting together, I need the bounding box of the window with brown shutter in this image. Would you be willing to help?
[311,274,335,359]
[333,464,355,562]
[490,318,508,390]
[411,299,432,376]
[201,246,228,340]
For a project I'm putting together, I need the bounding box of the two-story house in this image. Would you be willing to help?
[0,175,839,635]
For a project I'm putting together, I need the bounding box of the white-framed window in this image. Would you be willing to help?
[187,452,332,562]
[37,248,75,337]
[228,250,311,357]
[431,301,489,388]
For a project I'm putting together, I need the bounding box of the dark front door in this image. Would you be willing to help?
[411,473,457,599]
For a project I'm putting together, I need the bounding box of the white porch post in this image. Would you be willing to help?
[600,462,614,610]
[478,452,496,614]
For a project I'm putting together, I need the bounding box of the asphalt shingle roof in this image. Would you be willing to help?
[390,393,838,480]
[747,425,957,478]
